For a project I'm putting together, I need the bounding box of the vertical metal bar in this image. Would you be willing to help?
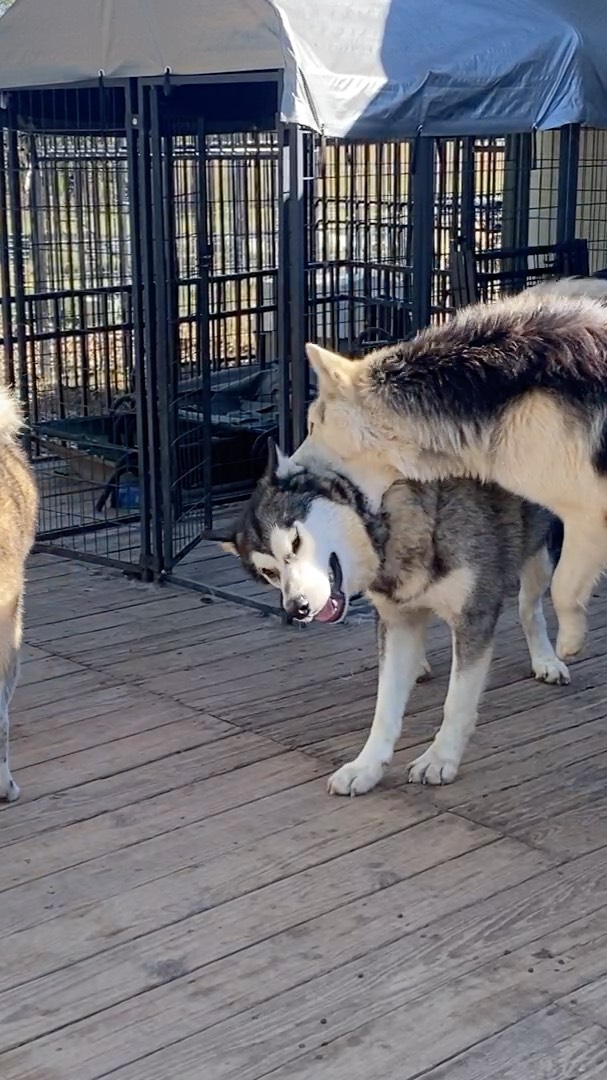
[501,135,518,250]
[276,119,292,453]
[334,140,343,349]
[162,123,178,528]
[287,125,307,448]
[196,117,213,532]
[253,130,264,365]
[52,293,65,418]
[502,134,531,250]
[498,133,531,293]
[77,291,89,414]
[411,136,434,332]
[149,85,175,571]
[0,122,15,387]
[321,138,330,344]
[348,144,356,348]
[460,138,475,247]
[126,78,153,580]
[515,133,532,250]
[6,113,30,452]
[557,123,580,245]
[137,82,164,576]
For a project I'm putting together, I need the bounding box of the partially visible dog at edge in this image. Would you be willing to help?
[299,276,607,665]
[0,389,38,802]
[223,437,569,793]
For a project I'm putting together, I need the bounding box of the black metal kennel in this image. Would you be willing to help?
[0,76,286,582]
[0,1,607,602]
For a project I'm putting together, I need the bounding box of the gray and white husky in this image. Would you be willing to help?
[224,443,569,794]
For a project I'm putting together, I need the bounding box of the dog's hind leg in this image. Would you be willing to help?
[328,611,429,797]
[519,546,570,685]
[551,516,607,661]
[0,594,22,803]
[408,613,496,786]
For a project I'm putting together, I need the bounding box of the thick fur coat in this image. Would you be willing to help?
[302,283,607,662]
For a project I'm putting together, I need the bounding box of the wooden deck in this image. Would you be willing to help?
[3,553,607,1078]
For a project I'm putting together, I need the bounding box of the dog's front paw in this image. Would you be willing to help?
[0,765,20,803]
[328,758,385,797]
[531,655,570,685]
[408,745,458,786]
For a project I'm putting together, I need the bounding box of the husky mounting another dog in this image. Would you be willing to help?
[0,388,38,802]
[303,279,607,664]
[226,441,568,792]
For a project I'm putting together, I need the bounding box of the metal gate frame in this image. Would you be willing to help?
[136,74,284,588]
[0,80,156,578]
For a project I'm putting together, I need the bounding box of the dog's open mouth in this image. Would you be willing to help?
[314,553,347,623]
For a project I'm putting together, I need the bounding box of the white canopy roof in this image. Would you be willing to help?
[0,0,606,138]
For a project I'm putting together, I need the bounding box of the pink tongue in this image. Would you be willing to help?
[314,596,339,623]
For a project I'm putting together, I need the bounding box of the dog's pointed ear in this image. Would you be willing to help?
[264,436,278,479]
[265,437,296,480]
[306,343,355,397]
[276,445,292,478]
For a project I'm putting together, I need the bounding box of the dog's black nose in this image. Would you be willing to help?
[285,596,310,623]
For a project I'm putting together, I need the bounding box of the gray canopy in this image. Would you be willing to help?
[0,0,606,138]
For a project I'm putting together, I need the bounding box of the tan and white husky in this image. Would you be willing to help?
[301,279,607,663]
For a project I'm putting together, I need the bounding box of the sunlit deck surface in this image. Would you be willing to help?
[3,552,607,1079]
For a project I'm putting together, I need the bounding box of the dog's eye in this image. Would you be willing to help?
[292,530,301,555]
[263,568,279,583]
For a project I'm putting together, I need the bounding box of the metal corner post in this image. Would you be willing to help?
[502,133,531,250]
[278,123,306,451]
[557,124,580,245]
[276,120,292,453]
[125,79,153,580]
[135,81,164,577]
[148,83,176,573]
[411,135,434,332]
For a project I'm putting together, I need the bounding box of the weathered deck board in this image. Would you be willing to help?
[76,860,607,1080]
[0,835,541,1059]
[1,553,607,1079]
[418,1008,607,1080]
[0,731,284,849]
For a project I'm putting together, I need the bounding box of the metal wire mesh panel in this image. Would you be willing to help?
[303,134,508,355]
[528,131,560,248]
[206,133,279,375]
[443,127,607,308]
[433,137,506,316]
[0,87,148,573]
[146,89,280,568]
[304,137,414,359]
[470,240,589,305]
[577,128,607,275]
